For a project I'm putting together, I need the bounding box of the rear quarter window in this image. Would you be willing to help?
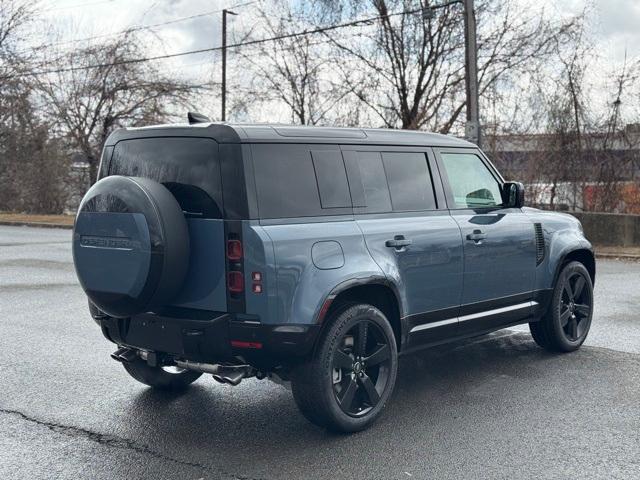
[251,144,352,219]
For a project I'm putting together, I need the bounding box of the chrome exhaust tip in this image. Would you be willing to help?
[110,347,138,363]
[174,359,255,386]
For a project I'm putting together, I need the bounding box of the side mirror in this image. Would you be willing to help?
[503,182,525,208]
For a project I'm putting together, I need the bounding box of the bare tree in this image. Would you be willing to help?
[236,0,350,125]
[0,1,71,213]
[0,0,37,109]
[36,32,202,183]
[0,0,34,54]
[488,22,640,215]
[588,57,640,213]
[314,0,581,132]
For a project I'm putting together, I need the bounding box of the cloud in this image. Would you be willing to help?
[592,0,640,62]
[596,0,640,36]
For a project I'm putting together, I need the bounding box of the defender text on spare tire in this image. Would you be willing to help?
[73,118,595,432]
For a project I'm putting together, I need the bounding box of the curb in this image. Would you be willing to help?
[595,253,640,261]
[0,220,73,230]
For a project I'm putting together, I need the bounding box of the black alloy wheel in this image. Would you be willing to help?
[291,303,398,432]
[529,261,594,352]
[332,320,392,417]
[559,271,592,342]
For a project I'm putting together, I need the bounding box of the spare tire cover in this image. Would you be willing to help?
[73,176,189,318]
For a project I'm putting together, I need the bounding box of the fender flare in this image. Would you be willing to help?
[314,275,404,325]
[552,246,596,289]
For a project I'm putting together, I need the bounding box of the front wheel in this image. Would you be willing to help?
[123,358,202,390]
[530,261,594,352]
[291,303,398,432]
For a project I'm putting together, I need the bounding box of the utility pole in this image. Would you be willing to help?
[462,0,481,147]
[221,9,237,122]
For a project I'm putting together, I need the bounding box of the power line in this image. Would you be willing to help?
[42,0,116,12]
[42,1,258,48]
[4,1,461,80]
[17,1,256,55]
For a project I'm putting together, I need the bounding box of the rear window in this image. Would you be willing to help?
[251,144,352,219]
[109,137,223,218]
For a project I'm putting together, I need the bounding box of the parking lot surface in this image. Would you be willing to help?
[1,226,639,479]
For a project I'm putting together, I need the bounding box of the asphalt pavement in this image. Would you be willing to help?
[1,225,639,480]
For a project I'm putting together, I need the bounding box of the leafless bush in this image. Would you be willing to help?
[0,79,70,213]
[0,1,69,214]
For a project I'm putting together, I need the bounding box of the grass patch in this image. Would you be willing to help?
[0,212,74,226]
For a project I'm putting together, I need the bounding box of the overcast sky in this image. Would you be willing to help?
[29,0,640,123]
[34,0,640,62]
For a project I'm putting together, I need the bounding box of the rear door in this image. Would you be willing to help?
[434,148,536,334]
[342,146,463,347]
[108,137,228,312]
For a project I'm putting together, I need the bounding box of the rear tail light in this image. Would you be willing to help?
[225,230,245,309]
[227,271,244,293]
[227,239,243,260]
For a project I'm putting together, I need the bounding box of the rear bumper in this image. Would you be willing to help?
[98,310,319,367]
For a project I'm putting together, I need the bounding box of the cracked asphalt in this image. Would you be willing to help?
[1,225,639,480]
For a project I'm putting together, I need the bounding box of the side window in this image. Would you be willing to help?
[345,151,436,213]
[381,152,436,211]
[252,144,351,219]
[439,152,503,208]
[346,151,392,213]
[311,150,351,209]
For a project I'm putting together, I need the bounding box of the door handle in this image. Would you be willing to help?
[466,230,487,242]
[385,235,412,249]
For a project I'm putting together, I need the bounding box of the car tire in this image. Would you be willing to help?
[73,175,190,318]
[291,303,398,433]
[123,359,202,390]
[529,261,594,353]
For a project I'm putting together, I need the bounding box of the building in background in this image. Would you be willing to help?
[485,124,640,213]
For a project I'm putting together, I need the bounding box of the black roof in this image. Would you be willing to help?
[106,122,474,148]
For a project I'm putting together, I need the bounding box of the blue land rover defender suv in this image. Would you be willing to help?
[73,117,595,432]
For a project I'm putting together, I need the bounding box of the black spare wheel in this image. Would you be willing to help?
[73,175,189,318]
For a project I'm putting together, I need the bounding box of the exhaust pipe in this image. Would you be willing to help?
[174,359,222,375]
[110,347,138,363]
[174,360,255,386]
[110,349,254,386]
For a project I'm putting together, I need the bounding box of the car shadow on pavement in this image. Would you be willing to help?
[116,329,593,476]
